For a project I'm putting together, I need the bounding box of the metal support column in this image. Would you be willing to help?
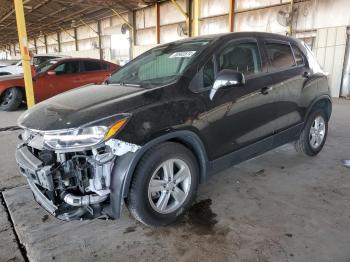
[44,34,48,53]
[13,0,35,108]
[97,20,103,60]
[156,2,160,44]
[57,32,61,53]
[129,11,136,59]
[74,27,79,51]
[186,0,192,37]
[289,0,294,36]
[192,0,200,37]
[229,0,235,32]
[33,38,38,54]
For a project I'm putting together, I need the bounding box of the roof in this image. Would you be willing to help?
[0,0,143,47]
[48,57,111,63]
[158,31,299,46]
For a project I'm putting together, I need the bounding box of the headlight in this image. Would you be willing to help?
[43,116,129,150]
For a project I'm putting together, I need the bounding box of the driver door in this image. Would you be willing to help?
[198,39,277,160]
[34,60,82,102]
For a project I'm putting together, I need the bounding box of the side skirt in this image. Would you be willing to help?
[208,123,304,176]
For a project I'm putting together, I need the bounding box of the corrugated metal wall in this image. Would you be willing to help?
[314,27,347,97]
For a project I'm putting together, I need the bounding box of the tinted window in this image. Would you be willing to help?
[218,42,262,76]
[84,61,102,72]
[265,42,296,70]
[54,61,80,75]
[292,45,304,66]
[101,62,109,70]
[33,57,49,66]
[203,59,215,87]
[36,59,59,74]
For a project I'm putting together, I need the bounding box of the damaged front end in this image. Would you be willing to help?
[15,116,140,221]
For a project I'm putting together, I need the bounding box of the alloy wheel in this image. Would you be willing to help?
[0,89,13,106]
[309,115,326,149]
[148,158,192,214]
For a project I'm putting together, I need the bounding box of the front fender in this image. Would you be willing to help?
[109,130,209,219]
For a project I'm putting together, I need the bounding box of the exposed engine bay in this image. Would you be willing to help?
[16,129,140,221]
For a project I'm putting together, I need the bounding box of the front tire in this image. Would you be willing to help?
[0,88,23,111]
[295,109,328,156]
[126,142,199,226]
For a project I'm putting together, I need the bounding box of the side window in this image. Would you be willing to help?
[218,42,262,76]
[292,45,305,66]
[54,61,80,75]
[203,59,215,87]
[84,61,102,72]
[101,62,109,70]
[265,42,296,70]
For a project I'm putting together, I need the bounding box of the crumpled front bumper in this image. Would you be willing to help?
[15,145,58,215]
[15,144,135,221]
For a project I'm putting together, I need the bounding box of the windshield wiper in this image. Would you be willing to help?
[111,82,141,87]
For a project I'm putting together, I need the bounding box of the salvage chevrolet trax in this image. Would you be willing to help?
[16,32,332,226]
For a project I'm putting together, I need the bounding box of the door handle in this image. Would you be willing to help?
[260,87,271,95]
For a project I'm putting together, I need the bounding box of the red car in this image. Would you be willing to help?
[0,58,120,111]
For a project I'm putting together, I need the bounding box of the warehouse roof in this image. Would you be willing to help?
[0,0,146,46]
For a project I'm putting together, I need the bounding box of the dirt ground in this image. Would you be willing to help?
[0,99,349,262]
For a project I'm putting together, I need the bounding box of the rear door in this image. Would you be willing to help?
[80,60,112,85]
[196,38,278,160]
[263,39,307,133]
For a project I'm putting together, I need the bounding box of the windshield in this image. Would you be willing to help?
[36,59,59,74]
[108,40,210,88]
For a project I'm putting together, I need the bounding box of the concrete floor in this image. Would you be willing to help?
[0,100,350,262]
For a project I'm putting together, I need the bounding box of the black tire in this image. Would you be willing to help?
[126,142,199,226]
[295,109,328,156]
[0,87,23,111]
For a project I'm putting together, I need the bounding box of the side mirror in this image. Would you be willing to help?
[209,69,245,100]
[47,70,56,76]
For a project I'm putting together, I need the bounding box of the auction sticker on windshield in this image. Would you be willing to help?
[169,51,196,58]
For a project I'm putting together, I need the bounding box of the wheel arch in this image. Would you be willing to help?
[123,130,209,195]
[109,130,209,219]
[305,95,332,122]
[0,85,25,97]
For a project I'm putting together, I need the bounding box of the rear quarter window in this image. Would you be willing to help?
[83,61,102,72]
[101,62,109,70]
[265,42,296,71]
[291,45,305,66]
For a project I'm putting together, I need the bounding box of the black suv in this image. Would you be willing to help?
[16,32,331,226]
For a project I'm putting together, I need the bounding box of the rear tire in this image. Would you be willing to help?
[126,142,199,226]
[295,109,328,156]
[0,88,23,111]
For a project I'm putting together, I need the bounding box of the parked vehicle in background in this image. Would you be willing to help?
[0,55,66,75]
[15,32,331,226]
[0,60,20,68]
[0,60,20,75]
[0,57,119,110]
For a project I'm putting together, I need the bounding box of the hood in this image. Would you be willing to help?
[18,84,159,131]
